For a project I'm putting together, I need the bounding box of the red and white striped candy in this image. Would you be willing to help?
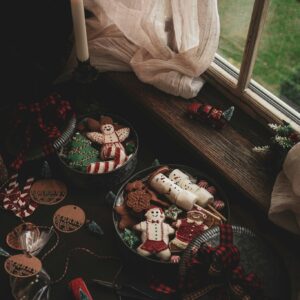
[15,201,39,218]
[17,177,35,208]
[206,186,217,196]
[87,148,131,174]
[197,180,209,189]
[213,199,225,211]
[2,174,38,218]
[3,174,20,212]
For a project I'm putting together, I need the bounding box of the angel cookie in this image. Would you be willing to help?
[86,116,131,173]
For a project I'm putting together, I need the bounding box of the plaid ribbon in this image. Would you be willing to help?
[10,94,73,170]
[182,224,265,300]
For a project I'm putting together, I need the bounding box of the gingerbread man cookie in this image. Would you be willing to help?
[134,206,174,261]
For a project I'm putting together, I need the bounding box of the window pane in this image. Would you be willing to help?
[218,0,254,69]
[253,0,300,112]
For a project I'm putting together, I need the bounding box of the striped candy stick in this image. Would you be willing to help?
[15,200,39,218]
[3,174,20,212]
[16,177,39,218]
[87,148,130,174]
[17,177,35,208]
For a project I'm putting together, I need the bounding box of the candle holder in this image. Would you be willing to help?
[72,59,99,84]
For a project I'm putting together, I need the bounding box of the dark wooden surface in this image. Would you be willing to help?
[102,72,274,212]
[0,79,299,299]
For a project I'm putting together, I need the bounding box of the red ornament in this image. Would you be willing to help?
[213,199,225,211]
[69,277,94,300]
[206,186,217,196]
[197,180,209,189]
[187,102,234,129]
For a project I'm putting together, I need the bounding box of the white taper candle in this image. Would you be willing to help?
[70,0,89,62]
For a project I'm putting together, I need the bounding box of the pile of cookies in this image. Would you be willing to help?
[114,166,227,262]
[62,115,136,174]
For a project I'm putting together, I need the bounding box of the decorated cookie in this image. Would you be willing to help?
[125,181,152,213]
[114,204,137,230]
[86,116,131,174]
[66,133,99,172]
[134,206,175,261]
[169,210,208,250]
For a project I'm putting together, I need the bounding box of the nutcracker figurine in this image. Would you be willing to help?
[187,102,234,129]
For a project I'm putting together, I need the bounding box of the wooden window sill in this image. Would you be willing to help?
[102,71,275,213]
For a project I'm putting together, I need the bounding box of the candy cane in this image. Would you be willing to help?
[17,177,35,208]
[15,201,39,218]
[2,175,38,218]
[3,174,20,211]
[87,148,131,174]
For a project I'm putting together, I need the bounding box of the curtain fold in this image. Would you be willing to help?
[84,0,220,99]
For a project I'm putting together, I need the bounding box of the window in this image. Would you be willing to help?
[218,0,254,69]
[207,0,300,129]
[252,0,300,112]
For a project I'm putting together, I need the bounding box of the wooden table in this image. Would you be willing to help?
[0,78,299,300]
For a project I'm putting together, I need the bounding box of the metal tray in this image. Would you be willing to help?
[56,113,139,189]
[113,164,230,267]
[179,225,290,300]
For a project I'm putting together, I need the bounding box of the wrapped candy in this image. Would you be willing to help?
[168,169,214,207]
[164,205,183,221]
[121,229,140,249]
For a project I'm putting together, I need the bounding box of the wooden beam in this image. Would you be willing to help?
[237,0,270,92]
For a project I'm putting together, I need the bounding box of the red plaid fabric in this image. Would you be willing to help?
[10,94,74,170]
[181,224,265,300]
[149,280,176,294]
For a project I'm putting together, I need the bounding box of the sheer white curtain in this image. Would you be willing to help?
[84,0,220,99]
[269,143,300,235]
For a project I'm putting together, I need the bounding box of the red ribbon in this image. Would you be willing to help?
[182,224,264,300]
[10,94,73,170]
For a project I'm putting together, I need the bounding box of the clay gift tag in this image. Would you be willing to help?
[4,254,42,278]
[53,205,86,233]
[30,179,67,205]
[6,223,40,250]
